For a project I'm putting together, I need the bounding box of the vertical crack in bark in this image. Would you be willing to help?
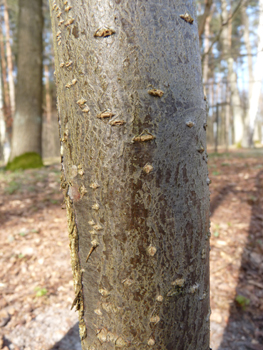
[61,169,87,340]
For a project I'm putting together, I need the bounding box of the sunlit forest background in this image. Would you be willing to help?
[0,0,263,350]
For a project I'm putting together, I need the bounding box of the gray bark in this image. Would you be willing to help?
[49,1,210,349]
[10,0,43,159]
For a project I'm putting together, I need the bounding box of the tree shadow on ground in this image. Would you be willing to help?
[217,170,263,350]
[49,322,81,350]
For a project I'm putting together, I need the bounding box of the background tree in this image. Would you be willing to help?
[245,0,263,146]
[3,0,15,117]
[199,0,263,149]
[49,0,210,349]
[9,0,43,162]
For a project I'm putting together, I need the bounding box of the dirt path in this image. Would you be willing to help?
[0,151,262,350]
[209,150,263,350]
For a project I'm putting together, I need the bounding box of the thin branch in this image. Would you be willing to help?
[201,0,245,62]
[198,0,214,40]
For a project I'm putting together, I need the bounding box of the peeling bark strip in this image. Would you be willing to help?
[61,177,87,340]
[49,0,210,349]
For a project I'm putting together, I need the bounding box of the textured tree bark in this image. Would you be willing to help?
[10,0,43,159]
[49,1,210,349]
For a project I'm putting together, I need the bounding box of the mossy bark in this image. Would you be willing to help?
[49,1,210,349]
[10,0,43,160]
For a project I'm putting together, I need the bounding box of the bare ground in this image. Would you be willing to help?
[0,150,262,350]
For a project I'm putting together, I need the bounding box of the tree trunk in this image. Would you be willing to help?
[229,58,244,145]
[221,0,231,149]
[198,0,213,42]
[10,0,43,160]
[0,52,6,161]
[202,10,212,90]
[0,16,11,159]
[49,1,210,349]
[44,64,52,123]
[3,0,15,117]
[242,1,263,147]
[225,4,244,146]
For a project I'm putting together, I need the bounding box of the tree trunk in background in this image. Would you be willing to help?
[10,0,43,160]
[202,11,212,92]
[0,17,11,159]
[44,64,52,123]
[226,6,243,146]
[221,0,231,149]
[50,1,210,349]
[241,4,253,147]
[0,53,5,162]
[242,5,253,102]
[229,59,244,145]
[242,2,263,147]
[3,0,15,117]
[198,0,213,42]
[0,21,11,120]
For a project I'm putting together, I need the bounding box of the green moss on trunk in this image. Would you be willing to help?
[6,152,43,171]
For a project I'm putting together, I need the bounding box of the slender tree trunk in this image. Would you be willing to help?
[241,4,253,147]
[247,0,263,147]
[202,10,212,90]
[221,0,231,149]
[198,0,213,42]
[0,16,11,155]
[225,8,243,146]
[44,64,52,123]
[242,2,263,147]
[229,59,244,145]
[0,21,10,119]
[0,51,5,161]
[3,0,15,117]
[242,9,253,99]
[10,0,43,160]
[49,1,210,349]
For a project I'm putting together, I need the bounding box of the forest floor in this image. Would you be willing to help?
[0,150,263,350]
